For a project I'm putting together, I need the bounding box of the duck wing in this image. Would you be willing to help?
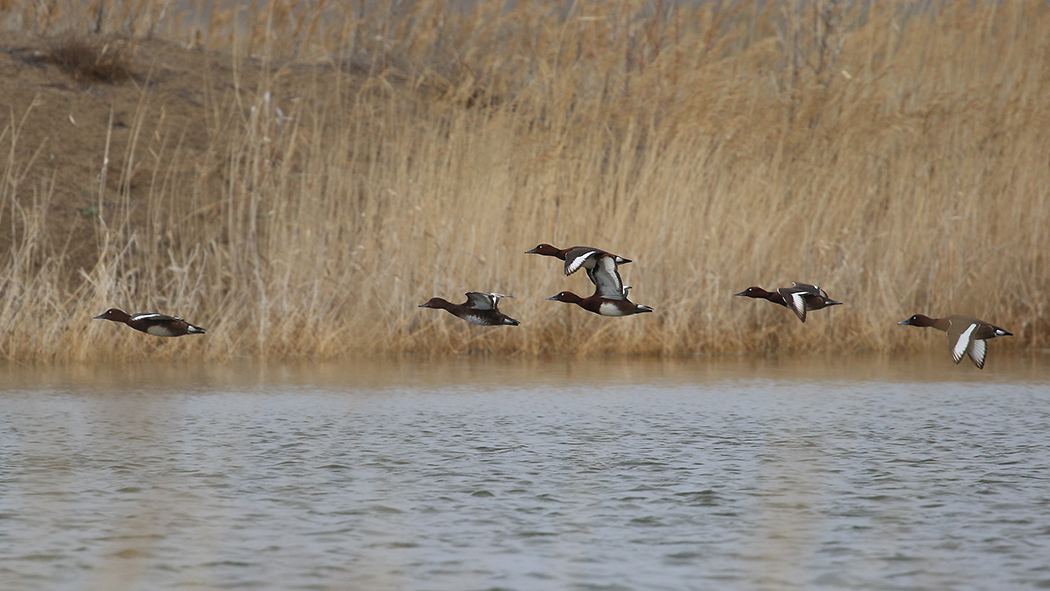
[588,256,626,300]
[563,248,600,276]
[777,287,809,322]
[464,292,509,310]
[130,312,184,323]
[791,282,821,295]
[966,337,988,369]
[947,320,979,365]
[793,282,839,302]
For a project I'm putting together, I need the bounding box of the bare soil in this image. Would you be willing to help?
[0,31,337,278]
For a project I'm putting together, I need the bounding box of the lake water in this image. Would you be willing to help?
[1,355,1048,591]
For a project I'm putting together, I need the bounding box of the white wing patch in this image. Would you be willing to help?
[131,313,167,321]
[951,323,977,364]
[787,292,808,322]
[565,250,598,276]
[967,338,987,369]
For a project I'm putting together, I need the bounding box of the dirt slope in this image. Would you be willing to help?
[0,32,268,276]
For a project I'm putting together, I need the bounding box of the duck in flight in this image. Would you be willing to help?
[418,292,520,326]
[525,243,632,283]
[734,282,842,323]
[898,314,1011,369]
[546,255,652,317]
[94,308,206,337]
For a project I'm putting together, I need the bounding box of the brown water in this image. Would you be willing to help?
[1,355,1048,591]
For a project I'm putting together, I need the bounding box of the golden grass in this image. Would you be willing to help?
[0,0,1048,361]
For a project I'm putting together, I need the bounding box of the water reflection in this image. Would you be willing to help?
[0,355,1047,591]
[3,351,1045,390]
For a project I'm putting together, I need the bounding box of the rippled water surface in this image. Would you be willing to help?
[1,356,1048,590]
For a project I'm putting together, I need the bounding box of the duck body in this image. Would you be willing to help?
[734,282,841,323]
[419,292,520,326]
[546,291,653,316]
[898,314,1011,369]
[94,308,206,337]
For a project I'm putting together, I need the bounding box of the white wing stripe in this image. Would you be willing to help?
[565,250,598,275]
[968,338,987,369]
[486,293,510,306]
[952,324,977,363]
[789,292,807,320]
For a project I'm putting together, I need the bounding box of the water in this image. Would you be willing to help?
[1,356,1048,591]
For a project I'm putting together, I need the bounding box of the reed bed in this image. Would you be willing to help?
[0,0,1047,361]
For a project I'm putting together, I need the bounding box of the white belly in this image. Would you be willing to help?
[598,302,628,316]
[145,325,178,337]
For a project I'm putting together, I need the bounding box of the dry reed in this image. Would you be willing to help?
[0,0,1047,361]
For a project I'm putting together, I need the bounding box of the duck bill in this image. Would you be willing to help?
[897,319,911,325]
[92,313,106,319]
[732,291,747,297]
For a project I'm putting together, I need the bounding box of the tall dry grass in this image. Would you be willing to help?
[0,0,1047,361]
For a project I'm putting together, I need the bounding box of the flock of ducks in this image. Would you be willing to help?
[420,243,653,325]
[417,243,1013,369]
[93,243,1014,369]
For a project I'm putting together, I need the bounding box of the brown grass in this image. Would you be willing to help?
[0,0,1047,361]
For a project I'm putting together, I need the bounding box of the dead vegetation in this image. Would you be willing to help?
[0,0,1047,361]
